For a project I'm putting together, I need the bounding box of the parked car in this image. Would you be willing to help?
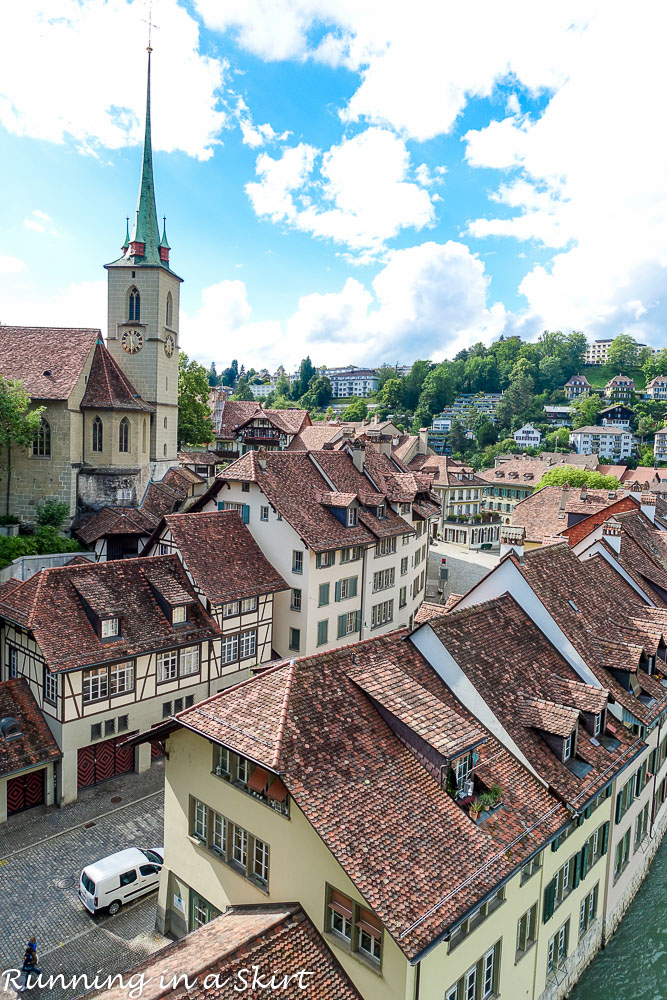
[78,847,164,915]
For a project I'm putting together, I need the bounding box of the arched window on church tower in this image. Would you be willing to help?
[119,417,130,453]
[128,287,141,322]
[142,419,147,453]
[32,418,51,457]
[92,416,103,452]
[166,291,173,328]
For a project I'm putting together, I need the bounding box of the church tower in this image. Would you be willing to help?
[105,45,181,478]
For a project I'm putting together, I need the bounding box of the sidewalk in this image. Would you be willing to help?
[0,762,164,860]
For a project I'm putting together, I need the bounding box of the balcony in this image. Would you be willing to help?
[443,512,502,526]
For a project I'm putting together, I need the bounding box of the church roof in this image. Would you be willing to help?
[0,326,98,400]
[80,341,155,412]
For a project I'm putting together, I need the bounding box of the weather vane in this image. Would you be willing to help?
[142,0,160,52]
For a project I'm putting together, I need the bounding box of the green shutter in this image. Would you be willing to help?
[543,880,556,922]
[354,610,362,632]
[551,835,560,852]
[572,851,582,888]
[601,821,610,855]
[615,792,623,823]
[349,576,358,598]
[337,614,347,639]
[242,504,250,523]
[580,844,589,880]
[330,552,336,566]
[319,583,329,607]
[316,553,322,569]
[335,581,342,602]
[217,501,224,511]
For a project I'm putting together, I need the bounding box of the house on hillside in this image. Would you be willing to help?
[605,374,636,403]
[513,423,542,448]
[569,426,634,460]
[564,374,591,399]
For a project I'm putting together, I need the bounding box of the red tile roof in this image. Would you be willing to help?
[0,678,61,778]
[415,601,449,623]
[410,454,486,487]
[149,632,569,960]
[178,450,218,466]
[287,424,343,451]
[0,326,98,400]
[562,496,639,546]
[142,510,288,605]
[511,485,631,544]
[73,507,154,544]
[0,557,220,673]
[90,904,363,1000]
[80,342,154,411]
[215,400,262,437]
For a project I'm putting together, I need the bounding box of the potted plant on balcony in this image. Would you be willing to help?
[488,784,503,807]
[469,799,481,821]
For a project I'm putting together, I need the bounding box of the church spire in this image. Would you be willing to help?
[127,47,163,266]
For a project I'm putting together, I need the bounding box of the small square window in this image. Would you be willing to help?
[117,714,129,732]
[105,718,115,736]
[241,482,250,492]
[260,506,269,521]
[289,627,300,651]
[90,723,102,741]
[162,701,172,718]
[101,618,119,639]
[174,697,183,713]
[172,605,187,624]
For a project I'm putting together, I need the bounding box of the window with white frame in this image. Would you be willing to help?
[547,920,569,977]
[172,605,187,624]
[223,601,240,618]
[317,550,335,568]
[337,611,359,638]
[109,661,134,695]
[563,730,574,761]
[212,810,227,856]
[399,586,407,608]
[253,837,270,885]
[213,745,230,776]
[101,618,119,639]
[241,597,258,613]
[193,799,207,841]
[8,645,18,678]
[579,884,598,937]
[593,712,602,736]
[400,556,408,575]
[221,634,239,664]
[357,906,382,963]
[292,550,303,574]
[340,547,361,563]
[44,669,58,704]
[454,752,473,790]
[516,903,537,958]
[328,889,353,942]
[83,666,108,702]
[291,588,302,611]
[375,537,396,556]
[180,645,200,676]
[371,599,394,629]
[347,507,358,527]
[635,802,649,849]
[157,650,178,683]
[373,568,395,592]
[236,757,250,785]
[240,630,256,659]
[232,824,248,868]
[260,506,269,521]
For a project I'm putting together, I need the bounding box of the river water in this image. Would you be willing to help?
[570,836,666,1000]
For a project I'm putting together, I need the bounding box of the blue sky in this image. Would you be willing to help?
[2,1,667,372]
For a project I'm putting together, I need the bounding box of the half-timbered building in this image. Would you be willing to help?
[141,509,288,677]
[0,556,220,804]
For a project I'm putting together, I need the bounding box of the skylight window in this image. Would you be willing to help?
[567,600,579,614]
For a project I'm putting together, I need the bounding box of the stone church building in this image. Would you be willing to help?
[0,50,180,521]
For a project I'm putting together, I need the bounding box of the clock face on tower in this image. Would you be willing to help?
[164,334,175,358]
[121,329,144,354]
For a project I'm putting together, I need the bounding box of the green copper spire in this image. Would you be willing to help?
[160,216,170,249]
[129,48,162,264]
[122,216,130,250]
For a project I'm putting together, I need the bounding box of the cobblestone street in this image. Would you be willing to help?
[0,766,168,998]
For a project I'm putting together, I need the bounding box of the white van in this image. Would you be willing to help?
[78,847,164,915]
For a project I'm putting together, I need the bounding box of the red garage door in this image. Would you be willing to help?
[77,736,135,789]
[7,769,45,815]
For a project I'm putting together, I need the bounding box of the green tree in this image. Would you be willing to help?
[571,395,602,429]
[293,356,316,399]
[274,373,291,397]
[178,354,215,447]
[206,362,219,386]
[412,362,458,430]
[377,377,404,413]
[474,415,498,448]
[538,355,564,392]
[230,380,256,401]
[341,397,368,421]
[448,419,467,455]
[270,394,296,410]
[307,375,333,407]
[537,467,621,489]
[376,364,399,390]
[0,376,45,515]
[607,334,639,372]
[402,360,432,412]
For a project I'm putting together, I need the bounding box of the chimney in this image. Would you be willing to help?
[372,413,380,425]
[557,485,570,519]
[352,440,366,473]
[500,525,525,560]
[640,493,656,524]
[579,485,588,503]
[602,517,622,554]
[418,427,429,454]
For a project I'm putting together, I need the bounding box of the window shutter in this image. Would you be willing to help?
[316,553,322,569]
[242,504,250,523]
[330,552,336,566]
[551,835,560,853]
[580,844,589,880]
[543,880,556,922]
[615,792,623,824]
[572,850,582,888]
[355,610,361,632]
[601,821,610,856]
[349,576,358,598]
[217,501,224,511]
[337,614,346,639]
[335,581,342,602]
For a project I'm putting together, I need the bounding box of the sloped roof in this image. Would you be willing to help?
[409,454,486,487]
[0,556,220,673]
[0,678,61,779]
[148,631,568,960]
[215,400,262,436]
[0,326,98,400]
[512,485,631,544]
[287,424,342,451]
[80,341,154,412]
[91,904,363,1000]
[142,511,288,604]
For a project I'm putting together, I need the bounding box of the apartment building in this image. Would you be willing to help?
[326,367,379,398]
[564,374,592,399]
[644,375,667,401]
[513,423,542,448]
[544,404,574,426]
[569,426,634,460]
[0,556,221,804]
[193,442,439,655]
[478,462,546,523]
[410,455,500,547]
[599,404,633,429]
[654,428,667,462]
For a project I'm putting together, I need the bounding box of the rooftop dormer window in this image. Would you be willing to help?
[563,731,574,761]
[172,605,187,625]
[347,507,358,527]
[376,504,385,519]
[101,617,119,639]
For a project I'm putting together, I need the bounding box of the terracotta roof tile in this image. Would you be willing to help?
[0,326,98,400]
[0,557,220,673]
[142,510,288,604]
[0,678,61,779]
[80,341,154,411]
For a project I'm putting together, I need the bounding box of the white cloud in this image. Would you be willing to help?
[23,210,56,234]
[246,128,435,255]
[0,256,24,273]
[0,278,106,330]
[0,0,226,159]
[183,240,505,370]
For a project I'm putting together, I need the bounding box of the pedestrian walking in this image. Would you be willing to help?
[17,945,42,993]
